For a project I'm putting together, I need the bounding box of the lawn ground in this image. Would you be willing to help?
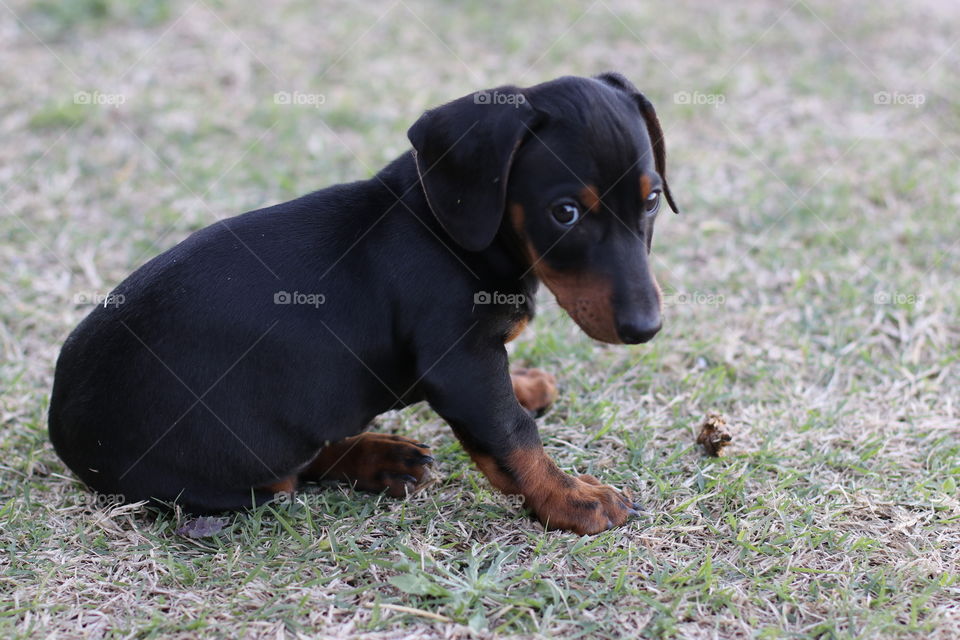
[1,0,959,638]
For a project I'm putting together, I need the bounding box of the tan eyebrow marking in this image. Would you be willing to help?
[579,185,601,213]
[640,174,652,201]
[509,203,526,237]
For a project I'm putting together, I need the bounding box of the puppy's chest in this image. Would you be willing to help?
[503,313,530,343]
[489,281,537,344]
[496,296,534,343]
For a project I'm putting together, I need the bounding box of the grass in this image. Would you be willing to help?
[2,0,959,637]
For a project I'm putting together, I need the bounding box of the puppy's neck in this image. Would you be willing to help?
[376,151,536,284]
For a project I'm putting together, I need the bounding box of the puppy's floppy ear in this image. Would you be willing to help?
[595,72,679,213]
[407,87,541,251]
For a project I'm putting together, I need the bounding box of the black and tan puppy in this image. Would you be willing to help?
[49,73,678,534]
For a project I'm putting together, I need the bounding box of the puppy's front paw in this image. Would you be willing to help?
[532,474,638,535]
[511,368,558,417]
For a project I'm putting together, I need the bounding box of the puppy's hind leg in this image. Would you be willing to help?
[299,432,434,498]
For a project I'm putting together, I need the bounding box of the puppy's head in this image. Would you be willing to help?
[407,73,678,345]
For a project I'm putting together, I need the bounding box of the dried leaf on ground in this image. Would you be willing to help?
[697,413,733,457]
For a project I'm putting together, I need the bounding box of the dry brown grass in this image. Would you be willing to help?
[2,0,959,638]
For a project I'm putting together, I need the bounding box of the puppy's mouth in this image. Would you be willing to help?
[533,265,663,345]
[513,223,641,344]
[534,270,622,344]
[560,297,622,344]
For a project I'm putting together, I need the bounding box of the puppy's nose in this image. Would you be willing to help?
[616,316,661,344]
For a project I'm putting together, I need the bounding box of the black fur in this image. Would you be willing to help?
[48,74,678,515]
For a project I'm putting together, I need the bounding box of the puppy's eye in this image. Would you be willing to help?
[550,200,582,226]
[645,191,661,216]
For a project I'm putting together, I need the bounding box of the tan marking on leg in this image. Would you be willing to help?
[468,447,635,534]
